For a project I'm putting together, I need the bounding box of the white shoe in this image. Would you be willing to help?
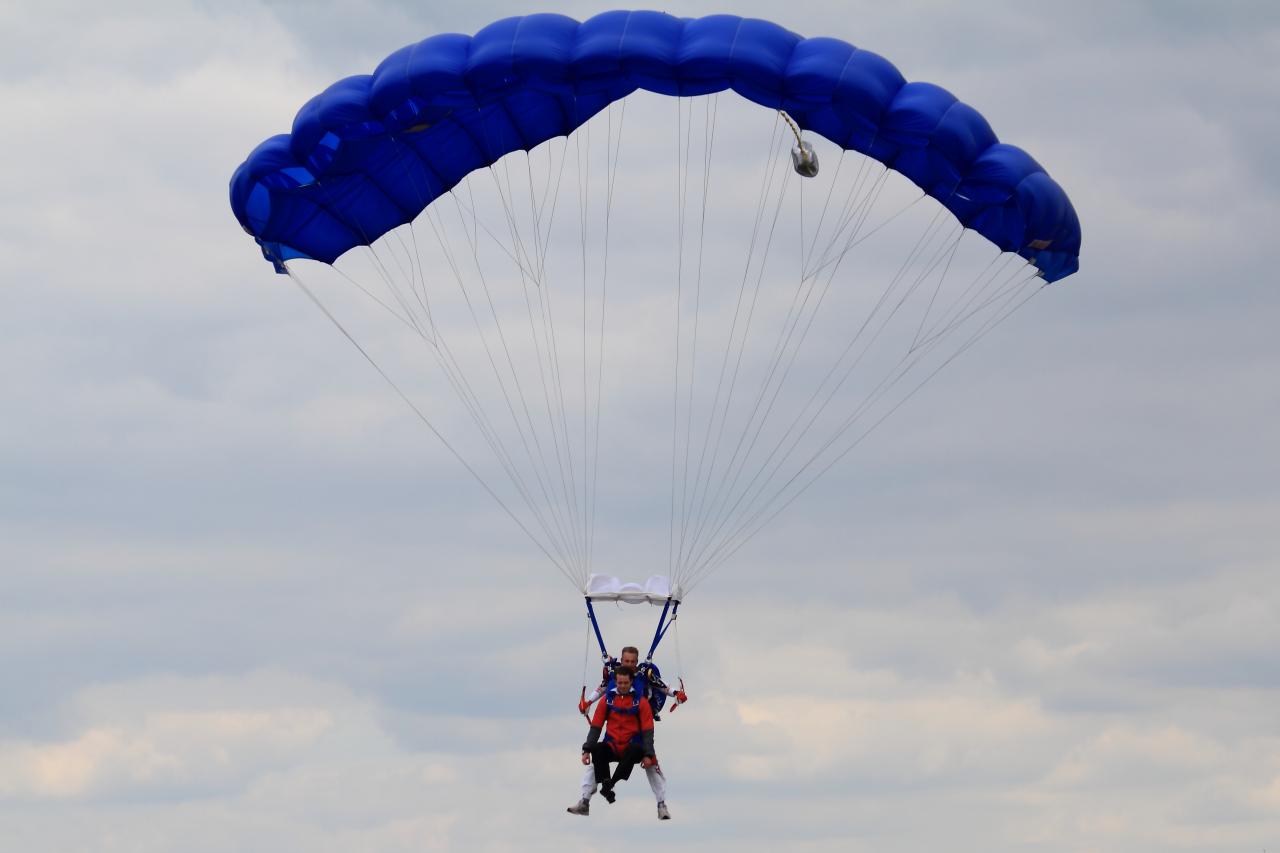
[567,798,590,816]
[657,801,671,820]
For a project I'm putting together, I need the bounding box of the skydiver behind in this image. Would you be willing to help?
[567,666,668,818]
[578,645,688,718]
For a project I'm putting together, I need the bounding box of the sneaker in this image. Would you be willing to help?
[566,798,590,816]
[601,785,616,804]
[657,801,671,820]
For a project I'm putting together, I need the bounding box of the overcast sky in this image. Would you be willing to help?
[3,2,1279,851]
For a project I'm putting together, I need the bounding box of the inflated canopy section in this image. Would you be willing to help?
[229,10,1080,282]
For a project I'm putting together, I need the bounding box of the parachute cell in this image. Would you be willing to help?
[230,11,1080,282]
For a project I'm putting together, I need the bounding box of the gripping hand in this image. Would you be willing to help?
[670,678,689,712]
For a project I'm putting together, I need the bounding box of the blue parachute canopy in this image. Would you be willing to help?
[230,11,1080,281]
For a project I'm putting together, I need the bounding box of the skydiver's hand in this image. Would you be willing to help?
[641,756,657,769]
[578,695,592,714]
[674,689,688,704]
[581,752,591,766]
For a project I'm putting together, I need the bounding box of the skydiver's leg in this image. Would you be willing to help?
[644,761,666,802]
[611,743,645,784]
[580,764,597,799]
[590,743,615,787]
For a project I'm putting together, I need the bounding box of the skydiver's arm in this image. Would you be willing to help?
[587,659,615,703]
[582,698,607,751]
[643,665,675,697]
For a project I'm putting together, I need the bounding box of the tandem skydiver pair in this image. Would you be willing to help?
[566,645,687,820]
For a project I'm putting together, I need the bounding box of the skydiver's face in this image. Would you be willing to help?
[615,674,633,694]
[620,650,638,668]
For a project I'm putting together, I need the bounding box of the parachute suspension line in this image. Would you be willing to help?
[909,228,965,351]
[356,143,584,572]
[322,260,423,337]
[678,93,719,581]
[542,142,588,564]
[682,154,881,569]
[354,237,429,341]
[387,218,440,331]
[414,202,582,573]
[574,113,596,580]
[667,98,686,577]
[445,182,541,280]
[801,151,859,279]
[802,179,923,284]
[678,112,786,560]
[518,142,586,575]
[680,210,967,579]
[671,610,686,687]
[685,271,1045,593]
[587,99,627,572]
[683,258,1043,591]
[675,94,752,578]
[913,253,1027,351]
[519,143,584,561]
[448,156,585,576]
[306,175,586,576]
[668,96,700,577]
[392,136,584,576]
[678,148,884,582]
[796,144,841,289]
[488,160,585,576]
[674,114,792,585]
[798,135,805,275]
[686,160,865,527]
[393,223,442,339]
[361,238,429,341]
[911,251,1014,351]
[730,206,950,491]
[681,210,956,580]
[801,162,892,283]
[313,174,424,336]
[670,95,717,583]
[284,266,578,586]
[428,181,581,576]
[492,151,589,578]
